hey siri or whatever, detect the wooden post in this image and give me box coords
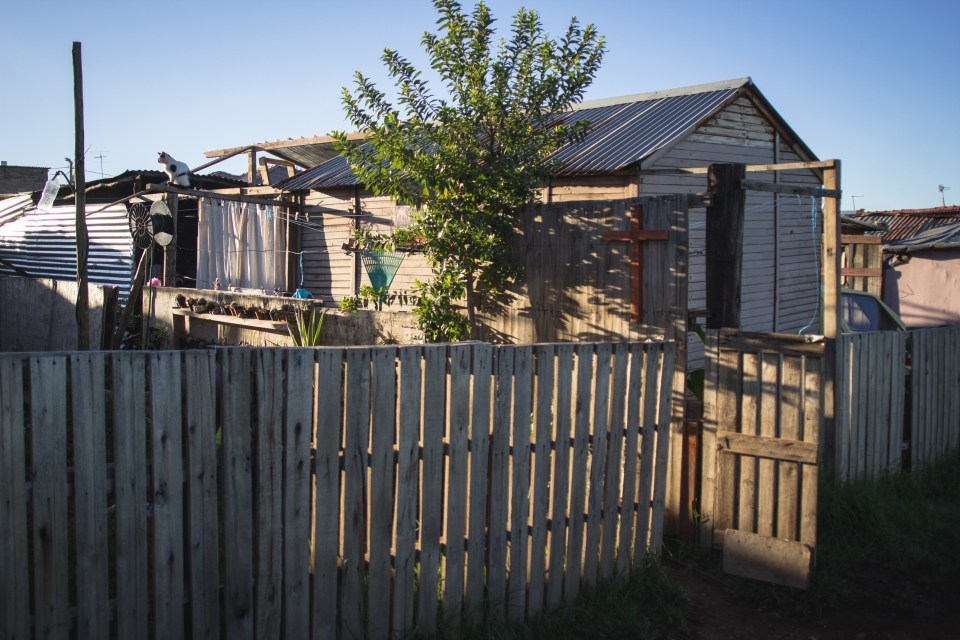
[73,41,90,350]
[706,163,746,329]
[822,161,842,476]
[162,193,178,286]
[247,150,257,184]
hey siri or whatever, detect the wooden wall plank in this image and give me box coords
[149,352,186,640]
[445,344,472,628]
[221,349,255,640]
[283,349,315,639]
[547,345,574,607]
[583,344,612,585]
[342,348,371,640]
[465,344,492,623]
[253,349,282,640]
[527,345,554,614]
[698,332,720,547]
[508,346,533,622]
[419,345,447,633]
[0,357,29,640]
[391,346,421,634]
[112,353,149,640]
[70,353,110,640]
[184,351,220,640]
[649,344,677,555]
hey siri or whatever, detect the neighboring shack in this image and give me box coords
[0,163,48,196]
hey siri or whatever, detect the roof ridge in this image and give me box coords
[861,205,960,215]
[569,77,751,111]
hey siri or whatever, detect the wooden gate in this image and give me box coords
[700,329,825,589]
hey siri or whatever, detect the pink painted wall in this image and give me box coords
[883,249,960,327]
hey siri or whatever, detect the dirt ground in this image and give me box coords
[663,561,960,640]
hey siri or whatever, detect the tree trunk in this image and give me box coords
[465,276,477,340]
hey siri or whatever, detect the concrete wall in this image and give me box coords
[146,287,422,347]
[0,276,117,351]
[0,165,48,195]
[883,250,960,327]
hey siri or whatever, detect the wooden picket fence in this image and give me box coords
[0,341,675,640]
[837,327,960,480]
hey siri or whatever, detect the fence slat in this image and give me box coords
[648,344,677,555]
[526,345,554,614]
[488,346,514,618]
[369,347,398,640]
[30,355,70,640]
[617,344,643,575]
[445,345,472,628]
[777,356,802,541]
[419,345,447,633]
[252,349,282,640]
[342,348,371,640]
[738,352,759,533]
[184,351,220,640]
[508,346,533,622]
[70,353,109,640]
[566,345,594,597]
[600,343,628,579]
[150,352,186,640]
[283,349,314,640]
[583,343,612,586]
[800,354,821,547]
[0,357,29,640]
[635,345,663,562]
[713,347,740,539]
[465,344,491,623]
[756,352,778,537]
[547,345,574,606]
[314,348,344,639]
[837,337,852,481]
[112,353,149,640]
[222,348,254,640]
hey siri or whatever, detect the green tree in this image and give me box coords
[334,0,605,341]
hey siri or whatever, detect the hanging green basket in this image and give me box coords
[360,249,406,294]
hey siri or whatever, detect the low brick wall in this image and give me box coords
[145,287,421,347]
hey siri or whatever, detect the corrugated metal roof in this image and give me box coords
[852,206,960,243]
[884,221,960,254]
[274,78,749,192]
[0,202,135,296]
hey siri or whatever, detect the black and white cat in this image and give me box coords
[157,151,190,187]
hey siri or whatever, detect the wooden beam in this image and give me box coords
[639,160,838,176]
[740,179,841,199]
[841,234,882,245]
[718,433,818,465]
[822,161,842,479]
[203,132,369,159]
[706,163,746,329]
[841,267,882,277]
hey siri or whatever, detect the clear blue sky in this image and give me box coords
[2,0,957,211]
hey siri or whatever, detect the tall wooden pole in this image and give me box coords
[821,161,842,477]
[706,163,747,329]
[73,41,90,350]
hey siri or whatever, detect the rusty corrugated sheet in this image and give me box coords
[853,206,960,242]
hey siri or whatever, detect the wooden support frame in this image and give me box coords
[705,163,746,329]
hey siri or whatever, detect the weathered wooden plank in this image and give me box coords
[600,343,628,579]
[800,355,821,547]
[112,353,149,640]
[566,345,594,596]
[617,344,644,574]
[867,331,881,475]
[252,349,282,640]
[342,348,371,640]
[0,357,29,640]
[527,345,555,613]
[582,344,611,586]
[888,333,906,472]
[547,345,574,606]
[184,351,220,640]
[70,353,110,640]
[635,345,663,562]
[314,348,344,639]
[419,345,447,633]
[508,346,533,622]
[855,335,869,477]
[738,352,760,533]
[719,331,826,357]
[698,333,720,547]
[723,530,812,590]
[713,347,741,542]
[777,356,802,541]
[30,356,69,640]
[649,344,677,554]
[756,353,778,537]
[221,349,255,640]
[489,347,515,618]
[150,351,186,640]
[465,344,492,623]
[284,349,314,639]
[836,337,851,481]
[445,344,472,628]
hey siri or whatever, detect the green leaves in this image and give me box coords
[289,308,326,347]
[335,0,605,342]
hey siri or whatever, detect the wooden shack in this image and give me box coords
[204,78,827,355]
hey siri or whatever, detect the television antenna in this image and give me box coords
[850,195,864,213]
[939,184,951,207]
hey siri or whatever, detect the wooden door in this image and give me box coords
[699,329,824,589]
